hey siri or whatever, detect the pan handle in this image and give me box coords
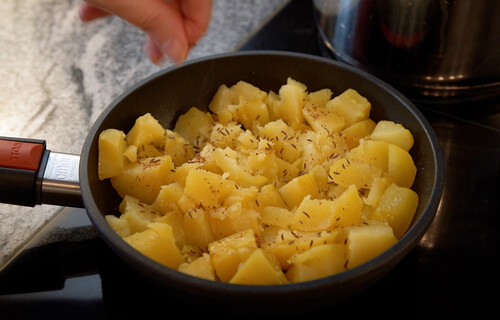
[0,137,83,208]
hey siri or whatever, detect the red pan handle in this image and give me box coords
[0,137,83,208]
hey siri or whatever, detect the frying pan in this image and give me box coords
[0,51,444,314]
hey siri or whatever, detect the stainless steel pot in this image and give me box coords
[313,0,500,101]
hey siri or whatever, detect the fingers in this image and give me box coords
[178,0,213,45]
[79,0,212,65]
[78,2,111,22]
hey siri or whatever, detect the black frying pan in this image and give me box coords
[0,51,444,315]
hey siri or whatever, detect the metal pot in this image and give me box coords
[313,0,500,101]
[0,51,444,315]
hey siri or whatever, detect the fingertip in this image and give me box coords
[160,38,188,65]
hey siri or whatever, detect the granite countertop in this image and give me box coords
[0,0,288,267]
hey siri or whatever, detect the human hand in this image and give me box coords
[79,0,212,65]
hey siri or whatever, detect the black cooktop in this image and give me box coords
[1,1,499,319]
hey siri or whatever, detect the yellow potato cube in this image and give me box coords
[98,129,128,180]
[208,84,237,125]
[256,184,287,209]
[341,118,377,149]
[119,195,160,234]
[260,206,294,228]
[126,113,166,158]
[344,222,397,269]
[307,88,332,107]
[177,168,233,211]
[291,185,361,231]
[213,147,268,188]
[258,119,302,163]
[156,209,186,248]
[330,157,382,190]
[123,145,137,163]
[276,81,307,129]
[210,194,262,240]
[208,229,258,282]
[387,143,417,188]
[371,183,419,239]
[325,89,371,128]
[183,207,214,248]
[348,139,389,172]
[110,155,174,204]
[105,215,131,238]
[261,227,340,270]
[178,253,216,281]
[174,107,214,150]
[302,102,345,134]
[151,183,184,214]
[230,249,288,285]
[124,222,184,269]
[235,96,270,132]
[210,122,244,150]
[286,243,346,283]
[163,129,195,166]
[370,120,414,152]
[279,172,319,209]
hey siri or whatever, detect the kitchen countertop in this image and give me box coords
[0,0,288,267]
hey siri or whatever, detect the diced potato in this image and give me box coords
[177,168,232,211]
[208,84,237,125]
[174,107,214,150]
[178,253,216,281]
[260,206,294,228]
[101,78,420,285]
[258,119,302,163]
[156,209,186,248]
[230,249,288,285]
[341,118,377,149]
[123,145,137,163]
[370,120,414,152]
[307,88,332,107]
[210,122,244,150]
[261,227,340,270]
[98,129,128,180]
[124,222,184,269]
[231,80,267,102]
[151,183,184,214]
[286,243,346,283]
[163,129,195,166]
[363,177,394,207]
[291,185,361,231]
[325,89,371,128]
[126,113,166,158]
[302,102,345,134]
[387,143,417,188]
[256,184,287,209]
[213,147,268,188]
[208,229,258,282]
[234,96,270,132]
[119,195,160,234]
[279,172,319,209]
[183,207,214,248]
[105,215,131,238]
[330,157,382,190]
[348,139,389,172]
[110,155,174,204]
[371,183,419,239]
[276,80,307,129]
[210,203,262,240]
[344,221,397,269]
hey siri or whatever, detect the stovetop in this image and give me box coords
[1,1,499,318]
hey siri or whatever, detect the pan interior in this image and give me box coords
[80,51,443,303]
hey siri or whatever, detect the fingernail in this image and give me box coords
[161,38,186,64]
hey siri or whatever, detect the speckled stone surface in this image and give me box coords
[0,0,288,266]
